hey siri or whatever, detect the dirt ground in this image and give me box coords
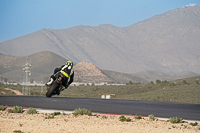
[3,88,23,95]
[0,111,199,133]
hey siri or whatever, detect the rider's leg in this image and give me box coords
[45,75,54,86]
[58,78,69,93]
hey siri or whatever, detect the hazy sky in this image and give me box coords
[0,0,200,42]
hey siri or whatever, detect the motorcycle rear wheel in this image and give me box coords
[46,82,59,97]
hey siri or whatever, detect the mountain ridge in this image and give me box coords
[0,6,200,74]
[0,51,199,84]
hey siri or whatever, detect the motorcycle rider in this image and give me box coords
[45,61,74,94]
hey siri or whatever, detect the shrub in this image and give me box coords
[119,116,131,122]
[52,112,61,116]
[190,122,198,126]
[47,114,54,119]
[182,80,187,84]
[0,105,7,111]
[126,117,131,122]
[156,79,161,84]
[119,116,126,122]
[13,130,22,133]
[26,107,37,114]
[13,106,23,113]
[126,81,133,85]
[172,125,176,128]
[7,109,13,113]
[135,115,142,119]
[169,117,182,123]
[150,81,154,84]
[73,108,92,116]
[46,112,61,119]
[7,106,23,113]
[148,114,155,120]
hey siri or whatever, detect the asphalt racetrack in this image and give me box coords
[0,95,200,121]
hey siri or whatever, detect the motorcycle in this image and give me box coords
[46,72,64,97]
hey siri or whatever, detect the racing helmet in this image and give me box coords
[66,61,73,69]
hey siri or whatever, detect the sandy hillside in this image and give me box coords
[0,111,199,133]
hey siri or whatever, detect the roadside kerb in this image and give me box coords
[6,107,74,114]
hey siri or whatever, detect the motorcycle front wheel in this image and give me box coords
[46,82,60,97]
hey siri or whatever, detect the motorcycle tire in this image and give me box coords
[46,82,60,97]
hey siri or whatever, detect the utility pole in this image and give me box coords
[23,59,31,95]
[41,77,44,95]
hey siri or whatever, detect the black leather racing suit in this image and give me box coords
[50,65,74,88]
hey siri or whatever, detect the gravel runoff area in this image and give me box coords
[0,109,200,133]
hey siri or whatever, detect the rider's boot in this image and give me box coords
[60,87,65,92]
[45,78,54,86]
